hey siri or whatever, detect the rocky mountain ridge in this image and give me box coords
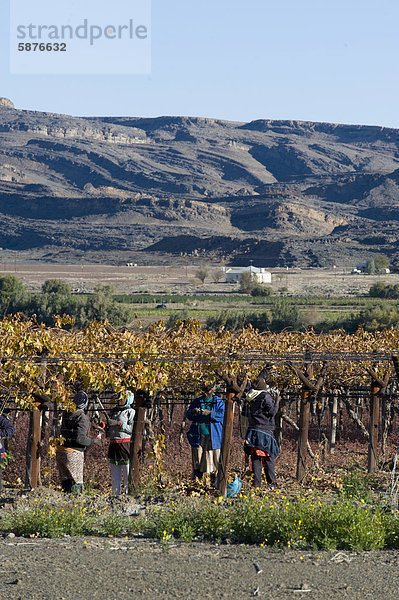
[0,97,399,267]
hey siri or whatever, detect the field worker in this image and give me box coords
[0,413,15,464]
[107,390,135,495]
[186,382,225,481]
[56,391,101,493]
[244,376,280,489]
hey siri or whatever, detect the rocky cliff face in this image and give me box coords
[0,101,399,266]
[0,98,14,108]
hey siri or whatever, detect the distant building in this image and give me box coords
[225,266,272,284]
[353,263,367,273]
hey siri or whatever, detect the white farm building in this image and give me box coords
[225,266,272,284]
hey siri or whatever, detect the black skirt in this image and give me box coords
[108,441,131,465]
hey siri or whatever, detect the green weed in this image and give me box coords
[0,495,391,550]
[341,469,374,502]
[100,512,126,536]
[1,504,95,538]
[141,494,386,550]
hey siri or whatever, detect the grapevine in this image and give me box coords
[0,316,398,410]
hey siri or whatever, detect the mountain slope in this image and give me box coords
[0,98,399,266]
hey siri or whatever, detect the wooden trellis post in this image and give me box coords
[368,379,380,474]
[366,365,390,474]
[217,387,235,497]
[287,359,326,482]
[26,357,52,489]
[296,363,313,482]
[329,394,338,454]
[128,392,147,494]
[29,405,42,488]
[216,372,247,497]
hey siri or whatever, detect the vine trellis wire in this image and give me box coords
[1,350,399,364]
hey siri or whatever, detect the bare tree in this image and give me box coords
[196,268,208,283]
[213,269,224,283]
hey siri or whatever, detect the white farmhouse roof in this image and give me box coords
[225,266,270,274]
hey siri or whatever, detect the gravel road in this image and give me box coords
[1,536,398,600]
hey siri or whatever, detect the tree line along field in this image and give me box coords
[2,270,399,331]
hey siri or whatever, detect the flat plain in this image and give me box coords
[1,262,397,296]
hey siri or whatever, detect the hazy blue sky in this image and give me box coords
[2,0,399,126]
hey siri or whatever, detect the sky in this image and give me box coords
[1,0,399,127]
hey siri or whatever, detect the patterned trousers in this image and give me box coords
[56,450,84,486]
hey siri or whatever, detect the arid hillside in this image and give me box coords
[0,98,399,266]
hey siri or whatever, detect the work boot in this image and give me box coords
[61,479,72,493]
[71,483,83,494]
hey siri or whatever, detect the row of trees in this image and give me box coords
[3,273,399,335]
[365,254,390,274]
[195,268,225,283]
[369,282,399,299]
[207,301,399,333]
[0,276,130,327]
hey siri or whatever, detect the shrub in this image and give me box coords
[270,299,301,331]
[206,311,250,331]
[361,305,399,331]
[250,285,273,297]
[85,284,131,326]
[341,469,373,502]
[0,274,28,312]
[166,309,191,328]
[42,279,71,296]
[369,282,399,299]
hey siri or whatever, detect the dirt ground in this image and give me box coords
[1,534,399,600]
[0,261,397,296]
[0,487,397,600]
[0,435,395,600]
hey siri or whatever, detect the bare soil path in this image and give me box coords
[0,536,398,600]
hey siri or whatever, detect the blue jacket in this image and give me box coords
[0,415,15,457]
[186,395,225,449]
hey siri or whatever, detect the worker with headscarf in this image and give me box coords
[56,390,101,493]
[107,390,136,495]
[244,376,280,488]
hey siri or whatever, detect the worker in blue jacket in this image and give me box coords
[186,382,225,480]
